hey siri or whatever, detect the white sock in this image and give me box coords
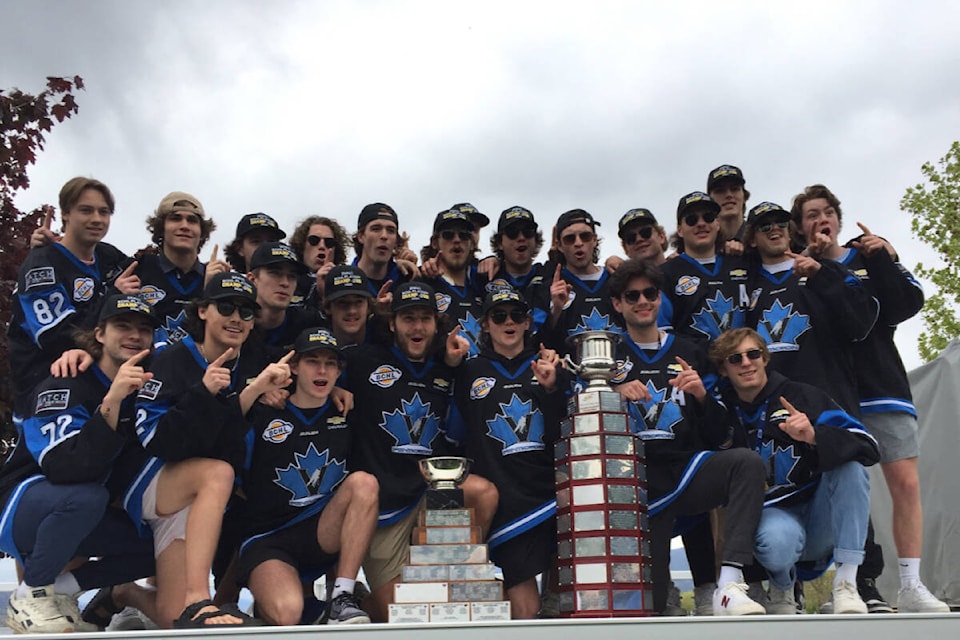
[330,578,356,599]
[15,582,31,599]
[717,565,743,587]
[834,562,858,586]
[54,572,80,596]
[898,557,921,589]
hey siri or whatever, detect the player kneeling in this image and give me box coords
[236,328,378,625]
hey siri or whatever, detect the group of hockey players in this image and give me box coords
[0,163,951,633]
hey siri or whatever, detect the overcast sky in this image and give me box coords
[3,0,958,369]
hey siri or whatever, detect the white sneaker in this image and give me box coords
[5,585,76,634]
[713,582,766,616]
[693,582,717,616]
[107,606,160,630]
[54,594,98,632]
[833,580,868,614]
[897,583,950,613]
[766,583,798,615]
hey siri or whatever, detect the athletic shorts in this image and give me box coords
[862,412,919,463]
[235,512,338,587]
[142,472,189,557]
[489,518,557,589]
[362,505,420,590]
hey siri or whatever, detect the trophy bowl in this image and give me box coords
[565,330,622,389]
[419,456,472,490]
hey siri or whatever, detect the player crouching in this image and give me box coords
[235,328,378,625]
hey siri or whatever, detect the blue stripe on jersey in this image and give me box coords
[0,475,44,563]
[860,397,917,417]
[487,499,557,548]
[22,405,91,468]
[762,479,819,508]
[648,450,714,516]
[18,283,77,344]
[134,399,173,448]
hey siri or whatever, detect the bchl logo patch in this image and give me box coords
[138,379,163,401]
[369,365,402,388]
[485,278,511,293]
[263,419,294,443]
[139,285,167,306]
[470,377,496,400]
[35,389,70,413]
[74,277,95,302]
[24,267,56,291]
[674,275,700,296]
[435,293,452,313]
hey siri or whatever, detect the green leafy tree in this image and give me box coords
[901,141,960,362]
[0,76,84,448]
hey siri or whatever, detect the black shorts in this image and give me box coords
[235,512,339,587]
[489,518,557,589]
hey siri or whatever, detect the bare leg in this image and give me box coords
[113,582,159,625]
[316,472,379,580]
[881,457,923,557]
[365,577,398,623]
[508,578,540,619]
[248,560,303,626]
[461,474,498,538]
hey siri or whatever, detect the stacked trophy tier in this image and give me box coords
[555,330,655,617]
[388,457,512,623]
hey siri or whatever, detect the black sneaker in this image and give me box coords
[858,578,893,614]
[325,592,370,625]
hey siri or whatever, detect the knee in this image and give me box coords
[260,594,304,627]
[201,459,236,494]
[345,471,379,505]
[730,448,766,479]
[465,474,499,506]
[755,523,803,568]
[884,463,921,501]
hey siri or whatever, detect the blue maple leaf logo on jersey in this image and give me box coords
[485,394,545,455]
[759,440,802,490]
[381,393,441,455]
[154,310,189,347]
[458,312,483,357]
[274,442,347,507]
[691,292,744,340]
[568,307,614,335]
[757,300,811,352]
[626,382,682,439]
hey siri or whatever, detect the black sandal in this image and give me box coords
[173,600,262,628]
[81,586,123,628]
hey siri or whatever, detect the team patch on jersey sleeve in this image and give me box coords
[139,285,167,306]
[24,267,56,290]
[263,419,294,443]
[137,379,163,401]
[435,293,452,313]
[73,277,96,302]
[369,365,402,388]
[675,275,700,296]
[35,389,70,413]
[470,377,496,399]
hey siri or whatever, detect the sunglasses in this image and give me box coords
[756,220,790,234]
[725,349,763,365]
[214,301,257,321]
[489,308,528,325]
[623,226,655,244]
[307,235,337,248]
[504,225,537,240]
[440,229,473,242]
[622,287,659,304]
[683,211,718,227]
[560,230,595,246]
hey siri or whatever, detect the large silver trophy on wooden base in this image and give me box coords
[556,330,654,617]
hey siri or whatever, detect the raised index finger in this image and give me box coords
[126,348,151,366]
[675,356,692,371]
[210,346,234,368]
[377,280,393,297]
[779,396,799,414]
[209,244,219,262]
[553,264,562,283]
[42,205,54,229]
[120,260,139,277]
[277,350,295,365]
[856,221,872,236]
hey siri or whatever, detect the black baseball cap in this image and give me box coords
[235,212,285,240]
[497,206,537,233]
[99,294,160,327]
[293,327,342,358]
[556,209,600,238]
[707,165,746,192]
[746,201,791,227]
[617,208,658,237]
[451,202,490,229]
[249,242,308,274]
[481,287,529,317]
[357,203,398,230]
[203,272,260,308]
[324,265,374,303]
[676,191,721,221]
[392,282,436,313]
[432,209,473,234]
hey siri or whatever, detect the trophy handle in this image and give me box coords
[563,354,582,376]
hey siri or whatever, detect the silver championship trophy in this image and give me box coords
[387,457,511,622]
[556,330,654,617]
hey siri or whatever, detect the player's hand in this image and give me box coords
[376,279,394,313]
[114,261,141,295]
[254,350,294,394]
[105,349,153,404]
[258,388,290,409]
[396,258,421,280]
[531,343,560,391]
[613,380,651,403]
[330,386,354,416]
[204,244,231,285]
[202,347,235,395]
[444,327,471,366]
[420,255,442,278]
[723,239,744,256]
[778,396,816,444]
[50,349,94,378]
[604,255,624,274]
[850,222,896,259]
[394,232,418,264]
[668,356,706,402]
[549,264,572,317]
[315,262,335,297]
[31,205,61,247]
[803,231,833,260]
[785,250,822,278]
[477,256,499,280]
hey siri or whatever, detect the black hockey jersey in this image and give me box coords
[343,343,454,525]
[421,273,485,357]
[8,242,128,413]
[446,344,565,547]
[723,371,879,506]
[546,263,624,354]
[661,253,751,343]
[475,263,550,335]
[131,252,204,349]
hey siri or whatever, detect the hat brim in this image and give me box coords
[325,287,374,303]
